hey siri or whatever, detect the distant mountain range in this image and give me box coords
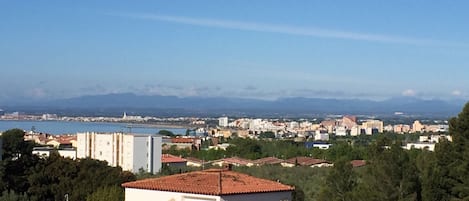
[2,93,467,117]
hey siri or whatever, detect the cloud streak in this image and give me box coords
[110,12,464,47]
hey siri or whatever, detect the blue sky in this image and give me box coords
[1,1,468,102]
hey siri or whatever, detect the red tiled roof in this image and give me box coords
[215,157,253,166]
[350,160,366,167]
[122,169,294,195]
[254,157,284,165]
[284,157,330,166]
[171,138,195,143]
[162,154,187,163]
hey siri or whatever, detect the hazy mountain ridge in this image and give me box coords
[2,93,465,117]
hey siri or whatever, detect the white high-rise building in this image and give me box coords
[218,117,229,127]
[77,132,162,174]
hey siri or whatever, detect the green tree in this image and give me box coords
[158,130,175,136]
[259,131,275,139]
[0,190,30,201]
[27,152,77,201]
[1,129,34,160]
[317,159,357,201]
[355,142,421,201]
[86,186,124,201]
[421,139,454,201]
[69,158,135,201]
[422,102,469,200]
[0,129,39,193]
[446,102,469,199]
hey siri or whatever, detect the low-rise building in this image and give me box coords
[32,147,77,160]
[281,157,333,168]
[122,168,294,201]
[212,157,254,167]
[185,157,210,167]
[253,157,284,166]
[404,143,436,151]
[162,154,187,167]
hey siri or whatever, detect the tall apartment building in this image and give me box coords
[362,120,384,134]
[77,132,162,174]
[218,117,229,127]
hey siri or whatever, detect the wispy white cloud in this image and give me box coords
[109,12,465,47]
[451,90,462,96]
[402,89,417,97]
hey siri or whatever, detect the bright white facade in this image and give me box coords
[125,188,292,201]
[77,132,162,174]
[405,143,436,151]
[33,148,77,159]
[314,131,329,141]
[218,117,229,127]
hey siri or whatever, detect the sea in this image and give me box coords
[0,120,187,135]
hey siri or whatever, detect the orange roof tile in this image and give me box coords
[171,138,195,143]
[162,154,187,163]
[254,157,284,165]
[350,160,366,167]
[122,169,294,195]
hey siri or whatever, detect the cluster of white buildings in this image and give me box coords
[217,116,449,141]
[384,120,449,134]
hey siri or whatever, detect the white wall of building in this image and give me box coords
[335,126,347,136]
[77,132,162,174]
[125,188,221,201]
[219,117,229,127]
[124,188,292,201]
[405,143,436,151]
[33,149,77,160]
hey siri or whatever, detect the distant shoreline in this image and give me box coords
[0,119,196,130]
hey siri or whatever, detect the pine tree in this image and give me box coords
[317,158,357,201]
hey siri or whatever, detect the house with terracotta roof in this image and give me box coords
[281,157,333,168]
[162,154,187,167]
[212,157,254,167]
[122,168,294,201]
[350,160,366,168]
[185,157,210,167]
[162,137,202,150]
[253,157,284,166]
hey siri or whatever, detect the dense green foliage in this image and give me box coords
[0,191,30,201]
[86,186,124,201]
[0,129,135,201]
[158,129,175,136]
